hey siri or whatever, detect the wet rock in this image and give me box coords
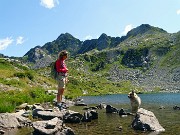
[131,108,165,132]
[96,103,107,109]
[82,111,92,122]
[59,127,75,135]
[118,108,127,116]
[117,126,123,131]
[63,110,83,123]
[106,105,118,113]
[90,110,98,119]
[74,98,87,106]
[173,105,180,110]
[74,102,87,106]
[159,106,165,109]
[83,106,97,110]
[82,110,98,122]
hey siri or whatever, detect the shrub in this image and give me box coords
[13,71,34,80]
[25,72,34,80]
[14,72,26,78]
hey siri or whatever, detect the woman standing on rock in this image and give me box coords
[56,50,68,109]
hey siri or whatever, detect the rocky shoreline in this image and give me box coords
[1,95,178,134]
[0,96,99,135]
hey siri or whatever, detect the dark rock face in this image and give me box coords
[131,108,165,132]
[63,110,83,123]
[121,48,149,68]
[106,105,118,113]
[78,33,121,54]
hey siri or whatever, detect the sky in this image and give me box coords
[0,0,180,57]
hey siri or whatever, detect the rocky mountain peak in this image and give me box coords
[97,33,111,50]
[98,33,109,40]
[126,24,167,37]
[56,33,75,41]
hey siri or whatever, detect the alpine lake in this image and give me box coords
[5,93,180,135]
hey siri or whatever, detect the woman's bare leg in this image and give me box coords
[57,88,64,103]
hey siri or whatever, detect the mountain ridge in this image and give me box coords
[23,24,168,65]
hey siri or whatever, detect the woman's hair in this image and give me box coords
[58,50,68,59]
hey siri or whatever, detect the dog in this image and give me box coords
[128,90,141,113]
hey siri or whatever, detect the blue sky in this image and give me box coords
[0,0,180,57]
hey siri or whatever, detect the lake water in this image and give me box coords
[6,93,180,135]
[66,93,180,135]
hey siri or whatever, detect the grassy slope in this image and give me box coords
[0,58,55,112]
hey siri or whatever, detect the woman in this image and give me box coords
[55,50,68,109]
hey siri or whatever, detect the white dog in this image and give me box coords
[128,90,141,113]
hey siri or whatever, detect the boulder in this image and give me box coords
[63,110,83,123]
[81,110,98,122]
[0,113,20,128]
[0,112,31,129]
[131,108,165,132]
[96,103,106,109]
[118,108,128,116]
[74,102,87,106]
[74,98,87,106]
[82,111,92,122]
[33,110,65,120]
[173,105,180,110]
[17,103,28,109]
[90,110,98,119]
[12,110,32,127]
[33,117,75,135]
[106,105,118,113]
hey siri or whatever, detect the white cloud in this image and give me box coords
[84,35,93,40]
[40,0,59,9]
[16,36,25,45]
[177,9,180,15]
[0,37,13,50]
[122,24,134,35]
